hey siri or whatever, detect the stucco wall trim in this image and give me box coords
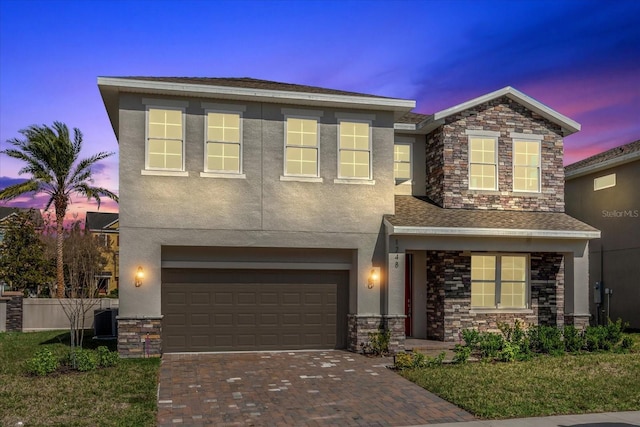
[161,261,353,270]
[385,223,601,240]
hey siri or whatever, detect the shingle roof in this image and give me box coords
[112,76,396,99]
[85,211,119,231]
[385,196,599,235]
[0,207,43,225]
[565,140,640,173]
[396,112,431,124]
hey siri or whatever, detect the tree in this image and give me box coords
[0,210,53,294]
[60,221,107,359]
[0,122,118,298]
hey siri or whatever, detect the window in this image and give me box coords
[285,117,318,176]
[394,143,412,180]
[469,137,497,190]
[147,108,183,170]
[339,121,371,179]
[594,173,616,191]
[513,140,541,192]
[205,112,241,173]
[471,254,528,309]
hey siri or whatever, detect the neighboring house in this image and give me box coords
[85,211,120,295]
[98,77,599,357]
[565,140,640,329]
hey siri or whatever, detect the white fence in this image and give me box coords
[22,298,119,331]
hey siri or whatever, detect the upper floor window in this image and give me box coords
[594,173,616,191]
[147,108,184,170]
[285,117,319,177]
[469,137,497,190]
[513,140,541,192]
[471,254,528,309]
[205,112,241,174]
[394,143,412,181]
[339,121,371,179]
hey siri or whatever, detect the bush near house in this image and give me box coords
[395,320,640,419]
[0,330,158,427]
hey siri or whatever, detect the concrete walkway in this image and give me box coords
[418,411,640,427]
[157,350,474,426]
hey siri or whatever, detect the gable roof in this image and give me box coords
[85,211,119,231]
[0,207,43,226]
[385,196,599,239]
[565,139,640,179]
[395,86,580,137]
[98,77,416,138]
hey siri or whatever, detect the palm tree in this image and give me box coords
[0,122,118,298]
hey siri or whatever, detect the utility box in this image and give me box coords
[94,308,118,337]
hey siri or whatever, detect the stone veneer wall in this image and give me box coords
[4,292,23,332]
[117,317,162,358]
[347,314,405,354]
[425,127,445,206]
[426,251,564,341]
[425,96,565,212]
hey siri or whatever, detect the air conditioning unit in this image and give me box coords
[94,308,118,337]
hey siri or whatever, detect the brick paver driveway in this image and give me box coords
[157,350,474,426]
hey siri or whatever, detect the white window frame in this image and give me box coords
[394,141,413,182]
[471,253,530,310]
[466,130,499,191]
[283,114,320,179]
[144,105,186,175]
[336,118,373,181]
[511,133,543,193]
[202,109,244,176]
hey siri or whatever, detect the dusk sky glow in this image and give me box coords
[1,0,638,219]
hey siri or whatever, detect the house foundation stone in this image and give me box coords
[117,317,162,358]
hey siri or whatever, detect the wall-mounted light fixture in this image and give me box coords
[134,266,144,287]
[368,267,380,289]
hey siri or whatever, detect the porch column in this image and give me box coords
[386,247,406,353]
[564,242,591,329]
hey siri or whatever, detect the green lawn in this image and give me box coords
[0,330,159,427]
[400,344,640,419]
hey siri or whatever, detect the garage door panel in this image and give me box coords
[161,271,348,352]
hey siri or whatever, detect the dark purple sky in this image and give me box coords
[1,0,638,219]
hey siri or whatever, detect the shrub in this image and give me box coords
[461,329,480,348]
[563,325,585,353]
[26,348,59,376]
[605,319,625,347]
[528,325,564,355]
[394,350,445,369]
[362,328,390,356]
[478,332,504,360]
[68,348,97,372]
[96,346,119,368]
[620,336,634,352]
[498,341,517,362]
[453,344,472,364]
[584,325,607,351]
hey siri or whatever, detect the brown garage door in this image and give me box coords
[161,269,348,352]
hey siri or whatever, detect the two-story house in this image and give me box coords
[98,77,599,357]
[85,211,120,295]
[565,140,640,329]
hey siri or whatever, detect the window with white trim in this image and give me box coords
[471,254,528,309]
[394,143,412,180]
[147,108,184,170]
[285,117,319,176]
[469,137,497,190]
[205,112,241,173]
[513,140,541,192]
[339,121,371,179]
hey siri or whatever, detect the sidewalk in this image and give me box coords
[410,411,640,427]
